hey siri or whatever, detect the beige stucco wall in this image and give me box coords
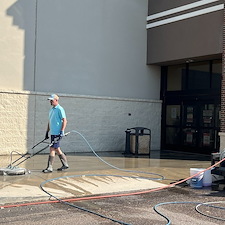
[0,0,36,91]
[0,91,162,155]
[0,0,160,99]
[0,91,34,155]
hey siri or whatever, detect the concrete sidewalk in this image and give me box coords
[0,151,213,206]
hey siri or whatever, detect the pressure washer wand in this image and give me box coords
[11,132,70,167]
[8,138,49,167]
[32,138,48,149]
[12,145,50,167]
[31,132,70,149]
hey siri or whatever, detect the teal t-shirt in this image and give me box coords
[49,104,66,135]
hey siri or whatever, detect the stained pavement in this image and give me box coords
[0,150,225,224]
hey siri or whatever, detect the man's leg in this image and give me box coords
[56,148,69,171]
[42,148,55,173]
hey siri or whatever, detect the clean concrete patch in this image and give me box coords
[1,175,165,205]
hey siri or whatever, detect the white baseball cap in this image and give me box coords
[47,94,59,100]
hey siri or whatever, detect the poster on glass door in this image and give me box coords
[187,107,193,123]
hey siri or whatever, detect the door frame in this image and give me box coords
[160,60,221,154]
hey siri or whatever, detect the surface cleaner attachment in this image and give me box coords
[0,138,49,176]
[0,150,34,176]
[0,166,29,176]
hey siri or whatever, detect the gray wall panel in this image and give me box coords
[147,11,223,64]
[148,0,197,14]
[147,0,223,65]
[35,0,160,100]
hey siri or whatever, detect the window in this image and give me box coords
[212,60,221,90]
[166,60,222,91]
[167,65,184,91]
[188,62,210,90]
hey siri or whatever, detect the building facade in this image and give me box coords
[0,0,161,155]
[147,0,224,154]
[2,0,222,156]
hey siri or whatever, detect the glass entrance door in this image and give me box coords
[162,60,222,154]
[182,101,220,153]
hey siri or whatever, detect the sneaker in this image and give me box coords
[57,165,69,171]
[42,168,53,173]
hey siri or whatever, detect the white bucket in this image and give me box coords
[190,168,212,188]
[202,169,212,187]
[190,168,204,188]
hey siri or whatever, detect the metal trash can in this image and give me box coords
[124,127,151,157]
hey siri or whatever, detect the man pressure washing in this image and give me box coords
[42,94,69,173]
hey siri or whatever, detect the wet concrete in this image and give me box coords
[1,150,225,224]
[0,150,213,205]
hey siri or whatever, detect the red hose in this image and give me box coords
[2,157,225,209]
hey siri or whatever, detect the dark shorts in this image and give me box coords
[51,135,61,148]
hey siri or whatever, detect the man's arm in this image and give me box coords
[45,123,50,139]
[61,118,67,132]
[46,123,50,132]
